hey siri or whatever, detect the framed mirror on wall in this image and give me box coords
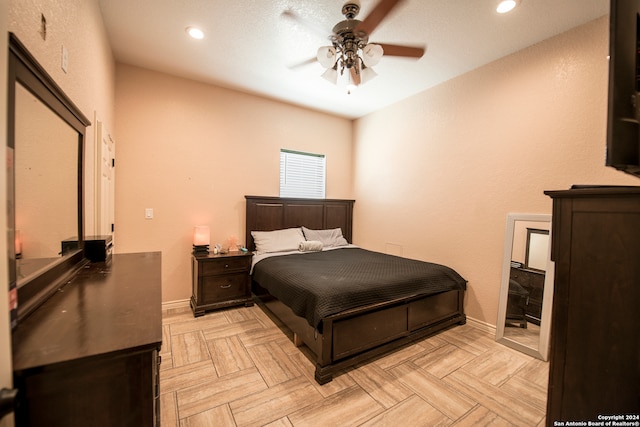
[496,213,554,360]
[7,33,90,325]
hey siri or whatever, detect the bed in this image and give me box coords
[245,196,467,384]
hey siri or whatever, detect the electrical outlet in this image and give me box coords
[145,208,153,219]
[61,45,68,73]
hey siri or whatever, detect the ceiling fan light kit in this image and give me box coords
[285,0,425,94]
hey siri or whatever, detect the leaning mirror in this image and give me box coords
[495,213,554,360]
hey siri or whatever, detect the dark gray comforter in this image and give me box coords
[252,248,467,328]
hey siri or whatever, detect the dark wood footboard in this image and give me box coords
[253,282,465,384]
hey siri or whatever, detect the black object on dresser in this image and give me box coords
[191,251,254,317]
[12,252,163,427]
[62,235,113,262]
[544,187,640,424]
[83,235,113,262]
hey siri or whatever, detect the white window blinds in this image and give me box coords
[280,149,326,199]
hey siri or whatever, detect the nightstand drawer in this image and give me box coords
[201,256,251,275]
[202,273,248,301]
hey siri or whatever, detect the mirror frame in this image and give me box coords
[495,213,554,360]
[7,33,90,324]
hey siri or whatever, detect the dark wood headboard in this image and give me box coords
[245,196,355,252]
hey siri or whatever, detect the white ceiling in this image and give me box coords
[98,0,609,119]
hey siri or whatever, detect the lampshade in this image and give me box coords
[15,230,22,255]
[360,66,378,85]
[317,46,338,68]
[362,44,383,67]
[321,67,338,84]
[193,226,210,246]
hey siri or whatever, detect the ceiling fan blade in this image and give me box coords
[354,0,405,37]
[281,9,330,40]
[377,43,426,58]
[288,57,318,69]
[350,67,361,86]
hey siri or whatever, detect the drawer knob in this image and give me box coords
[224,264,229,268]
[220,284,232,289]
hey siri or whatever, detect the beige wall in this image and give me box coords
[352,16,639,326]
[9,0,116,235]
[113,64,353,301]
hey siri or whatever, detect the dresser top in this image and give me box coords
[545,185,640,198]
[12,252,163,371]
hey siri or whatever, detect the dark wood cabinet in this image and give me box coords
[544,187,640,424]
[11,252,163,427]
[191,251,253,317]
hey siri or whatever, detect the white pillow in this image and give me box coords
[251,227,304,254]
[302,226,349,248]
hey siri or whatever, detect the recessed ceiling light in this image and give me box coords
[186,26,204,40]
[496,0,520,14]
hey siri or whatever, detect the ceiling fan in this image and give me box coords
[283,0,426,92]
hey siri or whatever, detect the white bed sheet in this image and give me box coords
[250,244,358,274]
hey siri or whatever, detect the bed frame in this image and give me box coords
[245,196,466,384]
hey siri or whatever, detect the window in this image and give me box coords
[280,149,326,198]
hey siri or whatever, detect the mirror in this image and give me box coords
[7,34,90,324]
[496,213,554,360]
[14,82,80,282]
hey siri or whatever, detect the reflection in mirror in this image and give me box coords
[14,82,80,284]
[525,228,549,271]
[496,213,554,360]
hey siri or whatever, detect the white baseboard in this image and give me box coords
[466,316,497,335]
[162,299,190,311]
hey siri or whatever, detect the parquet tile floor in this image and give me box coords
[160,302,548,427]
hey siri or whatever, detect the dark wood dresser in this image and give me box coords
[509,266,545,324]
[191,251,253,317]
[544,187,640,424]
[11,252,163,427]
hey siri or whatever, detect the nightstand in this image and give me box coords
[190,251,253,317]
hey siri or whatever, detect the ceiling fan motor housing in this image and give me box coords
[342,1,361,19]
[332,19,369,69]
